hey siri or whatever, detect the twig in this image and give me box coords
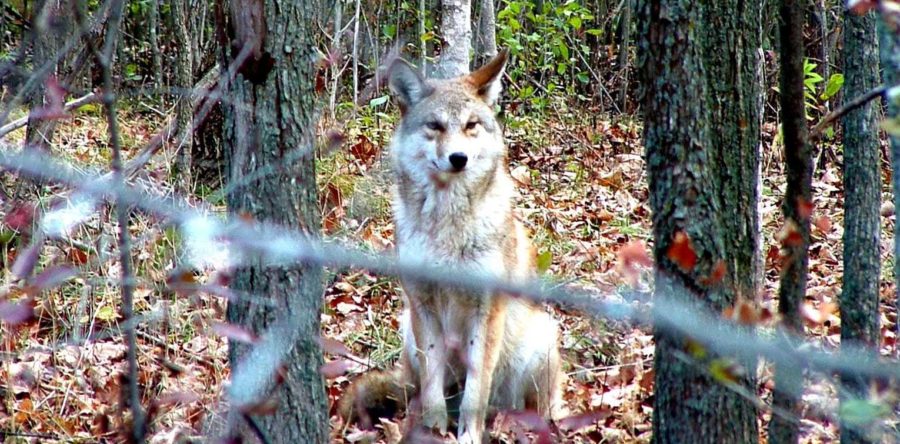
[93,0,145,441]
[810,84,889,141]
[0,92,99,138]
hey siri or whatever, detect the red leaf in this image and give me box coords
[797,197,814,221]
[66,247,89,265]
[778,219,804,247]
[319,359,352,379]
[0,299,36,325]
[700,260,727,286]
[210,322,258,344]
[4,204,36,231]
[666,231,697,272]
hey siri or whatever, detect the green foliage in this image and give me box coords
[496,0,600,111]
[803,58,844,128]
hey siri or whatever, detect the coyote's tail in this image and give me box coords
[338,368,415,429]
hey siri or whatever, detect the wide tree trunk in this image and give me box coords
[840,8,881,444]
[436,0,471,78]
[699,0,764,439]
[769,1,812,443]
[637,1,753,442]
[219,0,329,441]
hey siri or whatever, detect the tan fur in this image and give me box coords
[340,51,565,443]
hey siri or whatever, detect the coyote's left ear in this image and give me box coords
[466,49,509,105]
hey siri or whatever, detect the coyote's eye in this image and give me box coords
[465,120,480,131]
[425,121,444,131]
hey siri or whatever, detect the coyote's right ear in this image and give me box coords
[388,59,432,112]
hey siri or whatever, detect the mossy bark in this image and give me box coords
[219,0,329,441]
[636,1,757,442]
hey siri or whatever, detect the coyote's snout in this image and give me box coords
[340,50,566,443]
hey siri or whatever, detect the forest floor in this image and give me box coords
[0,99,898,443]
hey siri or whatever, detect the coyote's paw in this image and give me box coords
[456,417,484,444]
[420,404,448,435]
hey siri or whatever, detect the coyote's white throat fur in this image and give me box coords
[340,50,565,443]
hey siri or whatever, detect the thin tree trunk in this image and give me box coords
[25,0,59,153]
[769,1,812,443]
[637,1,753,442]
[474,0,497,66]
[839,8,881,444]
[880,0,900,362]
[436,0,471,78]
[617,0,632,111]
[148,0,163,89]
[172,0,193,193]
[220,0,329,441]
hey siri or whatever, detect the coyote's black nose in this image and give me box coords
[449,152,468,171]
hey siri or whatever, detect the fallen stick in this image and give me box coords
[0,92,100,138]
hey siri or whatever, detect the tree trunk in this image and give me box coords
[768,1,812,443]
[220,0,329,441]
[148,0,163,89]
[25,0,60,153]
[637,1,753,442]
[699,0,764,440]
[172,0,193,193]
[436,0,471,78]
[880,0,900,366]
[839,8,881,444]
[474,0,497,66]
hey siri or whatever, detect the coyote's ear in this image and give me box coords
[466,49,508,105]
[388,59,432,112]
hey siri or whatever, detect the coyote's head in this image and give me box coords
[387,51,509,189]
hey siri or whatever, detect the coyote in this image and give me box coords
[341,50,565,443]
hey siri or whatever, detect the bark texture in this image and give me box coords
[475,0,497,66]
[637,1,754,442]
[769,1,812,443]
[699,0,764,439]
[437,0,471,78]
[148,0,163,88]
[840,9,881,444]
[25,0,62,152]
[880,0,900,376]
[220,0,328,441]
[172,0,193,193]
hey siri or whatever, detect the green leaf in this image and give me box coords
[96,306,118,322]
[820,73,844,100]
[369,95,389,108]
[840,399,888,427]
[576,72,590,84]
[568,16,582,29]
[536,251,553,274]
[586,28,603,36]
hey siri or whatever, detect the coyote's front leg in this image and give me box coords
[409,302,449,434]
[457,296,507,444]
